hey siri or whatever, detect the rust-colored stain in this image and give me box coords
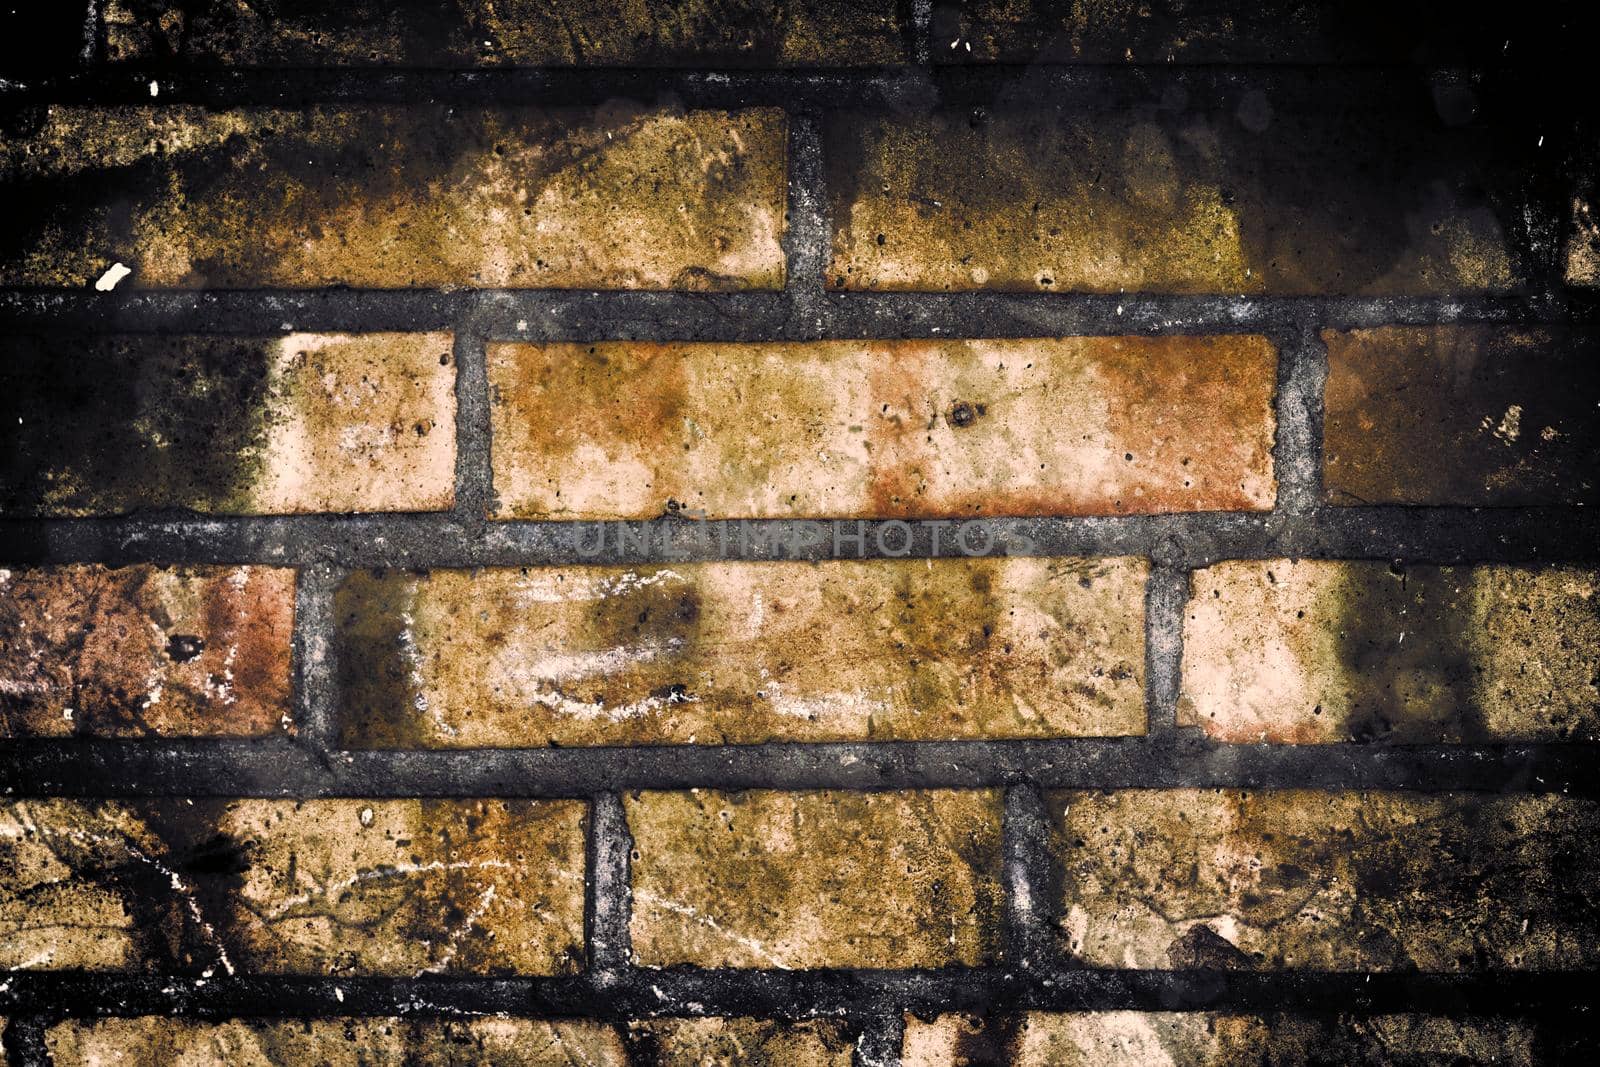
[1324,326,1600,506]
[1051,790,1600,971]
[826,105,1527,294]
[0,798,586,975]
[1180,560,1600,743]
[488,336,1277,519]
[0,565,295,738]
[627,789,1004,969]
[900,1012,1536,1065]
[333,558,1148,748]
[0,106,785,290]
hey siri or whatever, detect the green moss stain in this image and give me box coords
[332,570,429,749]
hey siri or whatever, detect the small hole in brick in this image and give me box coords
[166,634,204,662]
[948,401,979,428]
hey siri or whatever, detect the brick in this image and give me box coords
[488,337,1277,518]
[1323,326,1600,505]
[933,1,1575,64]
[45,1018,627,1065]
[628,1018,855,1065]
[0,798,585,975]
[826,98,1539,294]
[1179,560,1600,743]
[627,789,1003,968]
[0,106,785,290]
[1049,790,1600,970]
[104,0,907,67]
[0,565,295,738]
[334,558,1147,747]
[0,333,454,515]
[901,1012,1537,1065]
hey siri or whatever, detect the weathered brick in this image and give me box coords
[0,798,585,975]
[0,565,295,738]
[827,98,1540,294]
[0,106,784,290]
[489,337,1277,518]
[1180,560,1600,743]
[45,1018,626,1065]
[628,1018,855,1065]
[0,333,454,515]
[1323,326,1600,505]
[901,1012,1537,1065]
[933,1,1575,64]
[1049,790,1600,970]
[627,789,1003,968]
[104,0,907,66]
[335,558,1147,747]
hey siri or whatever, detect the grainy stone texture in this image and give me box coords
[826,99,1540,294]
[0,333,455,515]
[1323,326,1600,506]
[335,558,1147,747]
[0,106,785,290]
[45,1017,628,1066]
[1180,560,1600,743]
[628,1018,855,1065]
[900,1012,1537,1065]
[103,0,908,66]
[932,0,1577,64]
[0,565,295,738]
[627,789,1003,968]
[0,798,586,975]
[489,337,1277,519]
[1049,790,1600,970]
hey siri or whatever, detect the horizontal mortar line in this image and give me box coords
[1,509,1597,568]
[2,738,1596,796]
[0,970,1592,1019]
[0,290,1584,336]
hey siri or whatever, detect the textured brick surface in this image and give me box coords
[0,565,295,738]
[1180,560,1600,742]
[901,1012,1537,1065]
[827,101,1538,294]
[0,798,585,975]
[104,0,906,66]
[630,1018,855,1065]
[0,333,455,515]
[335,558,1147,747]
[489,337,1277,519]
[1049,791,1600,970]
[0,107,785,289]
[627,789,1003,968]
[1324,326,1600,505]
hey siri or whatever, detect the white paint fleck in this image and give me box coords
[94,262,132,291]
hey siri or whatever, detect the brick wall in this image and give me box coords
[2,2,1598,1064]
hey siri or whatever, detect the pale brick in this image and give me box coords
[628,1018,855,1065]
[335,558,1148,747]
[1179,560,1600,742]
[489,337,1277,519]
[0,565,295,738]
[628,789,1003,968]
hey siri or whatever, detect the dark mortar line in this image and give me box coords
[585,792,633,984]
[449,325,493,526]
[1271,318,1325,516]
[78,0,99,67]
[782,110,829,326]
[0,1015,48,1067]
[0,970,1593,1020]
[854,1013,905,1067]
[289,564,342,754]
[2,508,1598,568]
[0,64,1570,111]
[4,737,1597,796]
[1142,565,1190,734]
[1002,786,1057,975]
[0,291,1582,337]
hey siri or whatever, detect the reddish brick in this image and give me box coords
[628,789,1003,968]
[489,337,1277,519]
[1323,326,1600,506]
[0,565,295,738]
[334,559,1148,748]
[1050,790,1600,970]
[1180,560,1600,743]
